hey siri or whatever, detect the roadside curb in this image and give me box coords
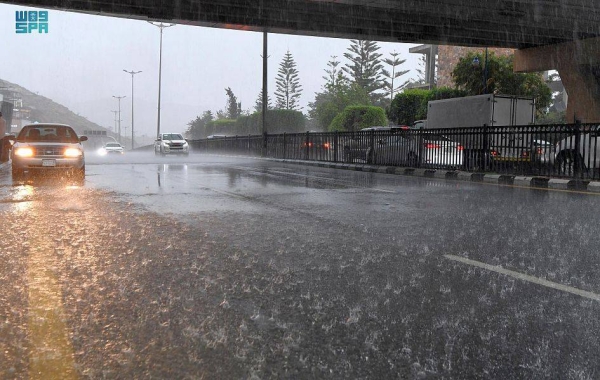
[209,154,600,194]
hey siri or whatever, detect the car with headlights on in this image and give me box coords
[99,142,124,155]
[154,133,189,156]
[10,123,87,181]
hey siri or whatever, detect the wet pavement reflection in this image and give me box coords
[1,153,600,379]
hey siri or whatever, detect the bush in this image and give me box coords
[328,106,387,132]
[388,89,430,126]
[206,119,237,136]
[388,87,467,126]
[236,110,306,135]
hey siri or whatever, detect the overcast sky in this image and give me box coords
[0,3,421,138]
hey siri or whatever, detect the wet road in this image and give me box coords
[1,152,600,379]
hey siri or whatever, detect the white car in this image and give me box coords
[99,142,124,155]
[10,123,87,181]
[155,133,189,156]
[553,125,600,176]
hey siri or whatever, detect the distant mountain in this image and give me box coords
[0,78,114,137]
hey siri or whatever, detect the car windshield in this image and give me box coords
[105,143,121,147]
[162,134,183,140]
[17,125,79,143]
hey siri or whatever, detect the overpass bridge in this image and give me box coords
[5,0,600,122]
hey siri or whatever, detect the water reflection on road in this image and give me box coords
[0,153,599,379]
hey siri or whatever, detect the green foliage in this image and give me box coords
[328,105,387,132]
[275,51,302,110]
[342,40,385,104]
[388,87,468,126]
[381,51,410,106]
[451,51,552,114]
[536,110,567,125]
[255,89,272,113]
[185,110,214,139]
[388,89,430,126]
[225,87,241,119]
[309,76,370,131]
[205,119,237,136]
[236,109,307,134]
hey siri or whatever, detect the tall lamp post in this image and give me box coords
[111,110,118,133]
[472,47,489,94]
[148,21,175,139]
[123,69,142,150]
[112,95,126,143]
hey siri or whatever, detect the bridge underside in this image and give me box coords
[5,0,600,50]
[4,0,600,121]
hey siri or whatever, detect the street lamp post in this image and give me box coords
[472,47,489,94]
[148,21,175,139]
[123,69,142,150]
[111,110,118,133]
[112,95,126,143]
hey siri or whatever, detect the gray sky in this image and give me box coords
[0,3,420,138]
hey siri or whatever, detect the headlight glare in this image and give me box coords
[64,148,83,157]
[15,147,34,157]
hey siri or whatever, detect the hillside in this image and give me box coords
[0,78,113,136]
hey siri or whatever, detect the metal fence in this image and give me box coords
[190,122,600,180]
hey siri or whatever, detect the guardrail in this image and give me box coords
[189,122,600,180]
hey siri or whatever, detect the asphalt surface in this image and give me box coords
[1,152,600,379]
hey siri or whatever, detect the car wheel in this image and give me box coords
[556,151,584,177]
[12,168,24,182]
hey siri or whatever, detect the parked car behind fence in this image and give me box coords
[190,122,600,180]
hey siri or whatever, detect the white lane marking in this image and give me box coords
[444,254,600,302]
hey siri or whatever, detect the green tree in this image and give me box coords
[225,87,241,119]
[342,40,384,104]
[329,105,387,132]
[388,87,467,126]
[308,55,370,131]
[275,51,302,110]
[185,110,214,138]
[381,51,409,105]
[309,82,370,131]
[254,89,272,113]
[322,55,346,94]
[451,52,552,115]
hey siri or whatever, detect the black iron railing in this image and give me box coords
[190,123,600,180]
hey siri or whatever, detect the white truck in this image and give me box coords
[420,94,536,170]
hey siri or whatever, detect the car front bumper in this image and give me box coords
[12,156,85,171]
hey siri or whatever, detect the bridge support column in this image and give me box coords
[514,37,600,123]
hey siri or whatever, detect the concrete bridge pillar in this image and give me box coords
[514,37,600,123]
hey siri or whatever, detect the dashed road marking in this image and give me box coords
[445,254,600,302]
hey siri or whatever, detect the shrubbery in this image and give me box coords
[189,110,307,138]
[328,106,387,132]
[237,110,306,135]
[388,87,467,126]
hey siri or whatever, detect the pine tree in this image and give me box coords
[225,87,241,119]
[342,40,384,103]
[274,51,303,110]
[255,89,272,113]
[382,51,409,104]
[322,55,347,95]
